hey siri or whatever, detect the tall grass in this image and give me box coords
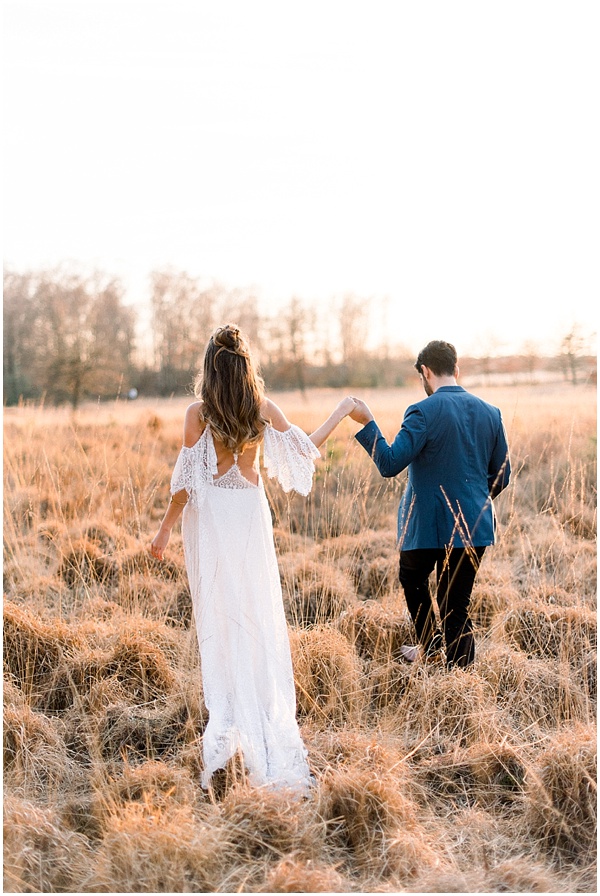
[3,384,597,892]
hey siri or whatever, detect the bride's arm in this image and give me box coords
[262,396,356,449]
[150,490,187,560]
[308,397,357,448]
[150,403,204,560]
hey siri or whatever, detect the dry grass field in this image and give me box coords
[3,383,597,893]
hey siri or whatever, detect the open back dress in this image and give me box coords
[170,422,321,793]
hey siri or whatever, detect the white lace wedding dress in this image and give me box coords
[170,422,320,793]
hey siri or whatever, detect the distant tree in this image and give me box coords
[338,293,385,386]
[476,332,504,383]
[560,325,590,385]
[339,293,369,367]
[150,269,218,394]
[3,270,40,403]
[263,297,316,392]
[3,267,135,408]
[521,339,540,383]
[284,297,316,393]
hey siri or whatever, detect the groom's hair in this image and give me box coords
[415,341,458,377]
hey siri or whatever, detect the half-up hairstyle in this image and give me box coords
[196,324,268,452]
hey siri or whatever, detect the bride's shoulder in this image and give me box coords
[261,397,291,433]
[183,401,206,447]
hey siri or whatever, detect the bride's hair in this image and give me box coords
[195,324,268,451]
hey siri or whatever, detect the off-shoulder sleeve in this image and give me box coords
[170,445,195,495]
[169,427,217,504]
[263,424,321,495]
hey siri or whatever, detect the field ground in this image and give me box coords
[3,383,597,893]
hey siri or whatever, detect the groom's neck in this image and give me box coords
[431,374,457,391]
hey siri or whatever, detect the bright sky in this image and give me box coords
[4,0,598,356]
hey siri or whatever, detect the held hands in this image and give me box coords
[333,395,374,427]
[348,397,374,426]
[335,396,358,418]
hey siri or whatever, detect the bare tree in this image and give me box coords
[477,332,504,384]
[150,269,217,393]
[283,297,316,394]
[339,293,369,366]
[560,325,591,385]
[262,297,316,392]
[518,339,540,384]
[3,267,135,408]
[3,269,40,403]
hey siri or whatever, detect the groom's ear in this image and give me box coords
[454,364,459,378]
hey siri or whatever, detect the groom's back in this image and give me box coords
[408,386,506,544]
[416,387,503,472]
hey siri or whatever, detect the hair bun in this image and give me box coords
[214,324,241,351]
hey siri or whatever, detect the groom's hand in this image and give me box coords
[349,398,375,426]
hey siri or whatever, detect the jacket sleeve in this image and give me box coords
[488,414,511,497]
[355,406,427,478]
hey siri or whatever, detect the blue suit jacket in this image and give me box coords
[355,386,511,550]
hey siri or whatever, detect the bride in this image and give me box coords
[150,324,355,794]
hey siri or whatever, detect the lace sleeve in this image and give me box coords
[169,427,217,504]
[263,424,321,496]
[170,446,195,495]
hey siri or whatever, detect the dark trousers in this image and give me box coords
[399,547,486,668]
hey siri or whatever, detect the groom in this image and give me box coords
[350,340,511,668]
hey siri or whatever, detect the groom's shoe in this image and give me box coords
[399,644,445,666]
[399,644,420,663]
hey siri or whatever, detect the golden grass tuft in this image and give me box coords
[478,644,591,731]
[103,758,198,809]
[367,659,414,710]
[321,529,398,598]
[120,545,185,582]
[101,629,177,698]
[97,694,200,763]
[261,856,349,892]
[3,795,93,893]
[526,724,597,862]
[58,537,120,587]
[469,561,517,629]
[414,742,527,812]
[303,727,412,792]
[90,802,228,892]
[501,601,597,662]
[3,601,82,708]
[318,766,422,871]
[483,856,587,893]
[3,696,78,797]
[5,613,179,714]
[289,626,364,723]
[219,784,319,861]
[117,573,193,625]
[397,667,500,749]
[337,600,413,662]
[279,555,356,626]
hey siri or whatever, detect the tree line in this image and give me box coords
[3,266,595,408]
[3,266,414,407]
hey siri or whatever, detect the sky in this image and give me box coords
[3,0,598,356]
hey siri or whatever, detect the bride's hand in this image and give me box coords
[348,397,374,426]
[150,528,170,561]
[336,396,357,418]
